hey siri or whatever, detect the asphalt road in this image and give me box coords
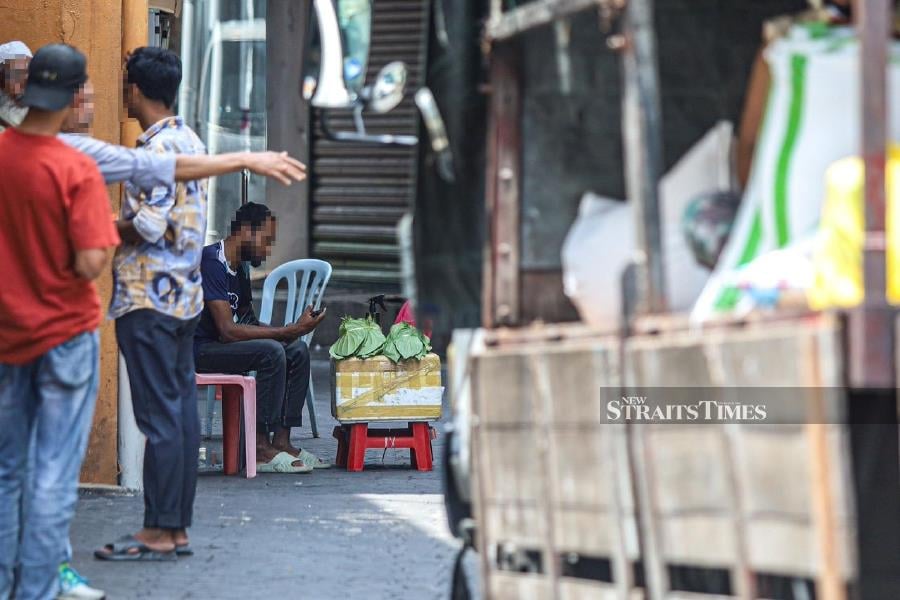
[69,352,468,599]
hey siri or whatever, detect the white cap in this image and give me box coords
[0,41,33,62]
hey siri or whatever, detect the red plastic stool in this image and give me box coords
[333,423,437,472]
[196,374,257,478]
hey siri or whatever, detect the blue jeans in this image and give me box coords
[0,331,100,600]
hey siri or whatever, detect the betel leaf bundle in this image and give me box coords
[329,317,386,360]
[382,322,432,363]
[329,319,432,363]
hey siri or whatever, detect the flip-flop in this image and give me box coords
[176,544,193,556]
[256,451,313,473]
[297,449,332,469]
[94,535,177,562]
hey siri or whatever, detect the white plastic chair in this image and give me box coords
[257,259,332,438]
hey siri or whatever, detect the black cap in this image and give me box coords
[21,44,88,111]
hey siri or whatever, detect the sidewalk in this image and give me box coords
[69,351,459,599]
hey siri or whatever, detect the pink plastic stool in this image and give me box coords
[196,374,257,478]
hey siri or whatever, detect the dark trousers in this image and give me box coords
[195,338,310,432]
[117,310,200,530]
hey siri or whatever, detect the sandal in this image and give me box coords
[175,544,193,557]
[94,535,177,562]
[298,449,332,469]
[256,451,313,473]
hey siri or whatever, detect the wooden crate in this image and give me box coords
[469,316,855,599]
[625,313,856,597]
[470,326,637,598]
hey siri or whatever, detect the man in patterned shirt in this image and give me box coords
[96,47,206,562]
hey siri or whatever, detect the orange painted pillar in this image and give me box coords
[0,0,126,484]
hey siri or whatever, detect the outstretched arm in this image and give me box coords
[60,134,307,189]
[174,151,307,185]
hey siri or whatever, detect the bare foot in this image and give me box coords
[256,443,281,463]
[96,527,175,558]
[257,442,305,468]
[173,528,189,547]
[272,428,301,456]
[134,528,175,552]
[271,441,302,457]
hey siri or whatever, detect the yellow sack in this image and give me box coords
[808,145,900,309]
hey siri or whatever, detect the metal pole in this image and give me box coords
[848,0,893,388]
[621,0,666,315]
[847,8,900,600]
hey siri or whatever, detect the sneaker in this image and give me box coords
[58,563,105,600]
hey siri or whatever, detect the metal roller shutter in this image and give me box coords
[310,0,429,287]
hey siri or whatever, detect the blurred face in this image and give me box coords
[239,217,277,268]
[62,81,94,133]
[2,55,30,100]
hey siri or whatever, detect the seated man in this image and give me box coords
[194,202,330,473]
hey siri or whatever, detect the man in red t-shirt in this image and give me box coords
[0,44,119,600]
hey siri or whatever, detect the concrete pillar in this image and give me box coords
[266,0,311,264]
[116,0,150,490]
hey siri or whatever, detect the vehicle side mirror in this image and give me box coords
[365,61,407,114]
[304,0,416,145]
[304,0,382,110]
[301,0,456,175]
[303,0,358,109]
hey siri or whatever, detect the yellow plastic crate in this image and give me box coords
[331,354,443,423]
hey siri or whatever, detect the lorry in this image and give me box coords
[301,1,900,598]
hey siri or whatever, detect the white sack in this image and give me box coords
[562,122,734,328]
[692,25,900,322]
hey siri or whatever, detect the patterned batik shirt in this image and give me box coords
[109,116,208,321]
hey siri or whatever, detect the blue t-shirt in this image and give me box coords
[194,241,251,349]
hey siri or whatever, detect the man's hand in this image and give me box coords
[293,305,327,337]
[116,219,144,245]
[174,152,308,184]
[243,151,307,186]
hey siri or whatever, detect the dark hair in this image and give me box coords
[231,202,274,234]
[126,47,181,109]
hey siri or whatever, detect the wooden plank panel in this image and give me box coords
[625,314,855,592]
[559,579,621,600]
[473,326,631,596]
[660,516,740,565]
[645,427,732,513]
[485,503,547,549]
[489,572,553,600]
[553,509,618,556]
[483,429,545,504]
[543,344,619,424]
